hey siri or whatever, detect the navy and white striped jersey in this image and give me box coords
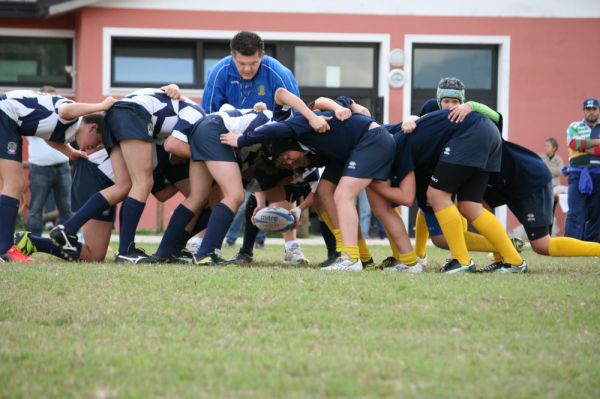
[291,167,322,193]
[120,89,205,143]
[0,90,80,142]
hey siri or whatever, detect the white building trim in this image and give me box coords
[95,0,600,18]
[0,28,76,96]
[102,27,391,121]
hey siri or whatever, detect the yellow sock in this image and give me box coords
[397,251,418,266]
[464,231,496,252]
[414,210,429,259]
[434,205,471,265]
[548,237,600,257]
[471,209,523,265]
[321,212,342,250]
[358,239,372,262]
[339,245,360,261]
[385,228,401,259]
[461,216,468,231]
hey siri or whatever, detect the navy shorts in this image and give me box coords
[190,115,237,162]
[102,102,153,152]
[152,144,189,194]
[0,111,22,162]
[321,161,345,184]
[439,117,502,172]
[71,158,116,223]
[343,126,395,180]
[423,209,444,236]
[485,182,553,235]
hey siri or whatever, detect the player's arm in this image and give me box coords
[163,133,191,159]
[58,97,116,120]
[448,101,501,124]
[400,115,419,133]
[368,171,416,206]
[571,137,600,152]
[583,138,600,155]
[274,88,331,132]
[45,141,88,161]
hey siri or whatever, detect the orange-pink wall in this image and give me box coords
[3,8,599,231]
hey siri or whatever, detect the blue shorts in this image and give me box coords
[102,102,153,152]
[321,161,344,184]
[485,182,554,230]
[190,115,237,162]
[343,126,395,180]
[71,158,116,223]
[0,111,22,162]
[152,144,189,194]
[440,117,502,172]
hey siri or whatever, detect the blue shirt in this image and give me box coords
[202,55,300,113]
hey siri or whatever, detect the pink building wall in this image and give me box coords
[2,7,599,231]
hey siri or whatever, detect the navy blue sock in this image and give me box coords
[29,234,78,260]
[156,204,194,258]
[320,221,338,256]
[118,197,146,254]
[0,195,19,254]
[63,193,110,235]
[241,219,259,257]
[190,207,212,236]
[196,202,234,257]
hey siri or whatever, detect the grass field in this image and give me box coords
[1,243,599,398]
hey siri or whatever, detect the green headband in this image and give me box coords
[437,87,465,107]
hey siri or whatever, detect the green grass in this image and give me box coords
[1,244,599,398]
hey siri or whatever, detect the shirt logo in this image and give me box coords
[444,147,451,155]
[348,161,357,169]
[527,213,536,222]
[7,142,17,155]
[431,175,439,183]
[147,123,153,136]
[258,85,266,96]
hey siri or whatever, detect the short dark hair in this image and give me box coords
[230,31,264,56]
[546,137,559,149]
[83,113,104,132]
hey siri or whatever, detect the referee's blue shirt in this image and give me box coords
[202,55,300,113]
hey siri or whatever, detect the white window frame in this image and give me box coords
[102,27,391,122]
[0,28,76,96]
[403,34,511,227]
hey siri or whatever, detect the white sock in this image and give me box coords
[285,239,299,251]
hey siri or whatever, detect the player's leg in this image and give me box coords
[80,219,113,261]
[193,160,244,264]
[0,156,32,262]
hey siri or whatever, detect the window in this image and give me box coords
[0,36,73,88]
[411,44,498,114]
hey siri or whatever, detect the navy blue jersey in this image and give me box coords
[488,140,552,198]
[238,111,374,164]
[390,109,497,180]
[419,98,440,116]
[0,90,79,142]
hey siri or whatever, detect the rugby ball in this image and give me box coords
[254,207,295,232]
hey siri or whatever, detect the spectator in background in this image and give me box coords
[26,86,73,236]
[564,97,600,242]
[538,137,567,235]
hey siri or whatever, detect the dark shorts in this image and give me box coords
[439,117,502,172]
[0,111,22,162]
[343,126,395,180]
[430,162,490,203]
[485,182,553,239]
[284,183,311,204]
[71,158,116,223]
[190,115,237,162]
[151,144,189,194]
[423,209,444,236]
[321,161,345,184]
[102,102,153,152]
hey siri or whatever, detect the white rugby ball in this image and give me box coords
[254,207,295,232]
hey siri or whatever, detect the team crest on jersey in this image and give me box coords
[258,85,266,96]
[147,123,153,136]
[444,147,451,155]
[7,142,17,155]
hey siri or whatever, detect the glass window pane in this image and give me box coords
[0,37,72,87]
[203,43,229,83]
[113,40,195,86]
[295,46,374,88]
[413,48,492,89]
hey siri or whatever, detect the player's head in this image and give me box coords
[272,139,309,169]
[230,31,264,81]
[436,77,465,109]
[76,113,104,153]
[582,97,600,124]
[544,137,559,157]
